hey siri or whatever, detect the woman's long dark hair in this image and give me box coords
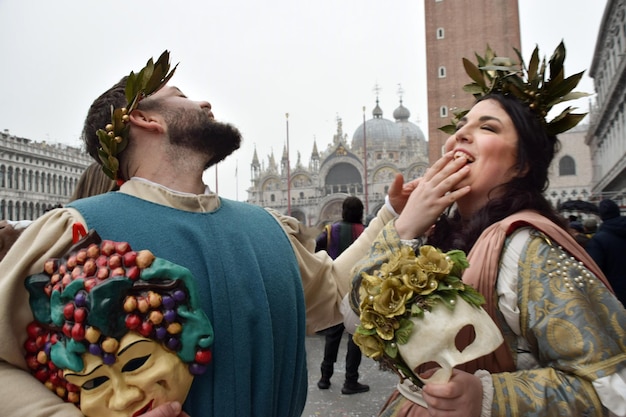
[428,93,568,253]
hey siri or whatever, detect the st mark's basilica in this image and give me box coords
[246,96,428,227]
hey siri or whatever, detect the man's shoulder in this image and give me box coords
[68,191,125,205]
[599,217,626,237]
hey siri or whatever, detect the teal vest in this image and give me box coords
[68,192,307,417]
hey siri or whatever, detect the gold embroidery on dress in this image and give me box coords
[492,230,625,416]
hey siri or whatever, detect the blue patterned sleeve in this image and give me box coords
[491,232,626,417]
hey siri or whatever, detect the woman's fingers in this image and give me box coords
[421,151,455,182]
[394,155,470,239]
[421,370,483,417]
[429,155,469,192]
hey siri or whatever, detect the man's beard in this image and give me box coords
[166,108,242,168]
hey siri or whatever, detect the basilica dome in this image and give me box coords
[351,100,426,152]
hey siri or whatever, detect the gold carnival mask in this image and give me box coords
[24,230,214,416]
[64,332,194,417]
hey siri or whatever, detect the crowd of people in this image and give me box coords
[0,43,624,417]
[586,198,626,306]
[566,198,626,308]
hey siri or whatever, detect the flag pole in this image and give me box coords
[215,164,218,195]
[286,113,291,216]
[363,106,369,215]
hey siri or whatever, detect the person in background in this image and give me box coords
[586,198,626,306]
[314,196,369,395]
[70,161,118,201]
[0,51,412,417]
[569,217,589,247]
[573,217,598,248]
[350,43,626,416]
[0,220,26,261]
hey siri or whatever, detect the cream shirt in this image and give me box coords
[0,178,395,417]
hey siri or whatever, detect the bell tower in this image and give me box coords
[424,0,521,163]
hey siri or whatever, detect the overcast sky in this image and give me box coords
[0,0,607,201]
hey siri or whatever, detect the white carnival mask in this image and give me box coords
[397,295,503,385]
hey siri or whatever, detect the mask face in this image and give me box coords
[64,332,194,417]
[396,296,503,384]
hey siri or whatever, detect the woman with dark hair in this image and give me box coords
[426,92,568,254]
[350,43,626,417]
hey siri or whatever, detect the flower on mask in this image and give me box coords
[352,331,386,359]
[360,305,400,340]
[374,277,413,318]
[354,245,484,387]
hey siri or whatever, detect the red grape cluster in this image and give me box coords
[24,321,80,403]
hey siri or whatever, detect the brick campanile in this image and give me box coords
[424,0,521,164]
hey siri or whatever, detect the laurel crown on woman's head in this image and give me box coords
[440,41,589,136]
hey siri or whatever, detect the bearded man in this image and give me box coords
[0,53,409,417]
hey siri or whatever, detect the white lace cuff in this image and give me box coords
[385,194,398,217]
[400,236,426,251]
[474,369,493,417]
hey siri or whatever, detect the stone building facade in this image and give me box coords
[587,0,626,208]
[0,130,92,221]
[548,124,594,209]
[246,99,429,226]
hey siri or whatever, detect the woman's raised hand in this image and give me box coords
[394,152,471,239]
[387,173,421,215]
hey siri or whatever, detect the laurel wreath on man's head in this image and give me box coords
[96,51,178,183]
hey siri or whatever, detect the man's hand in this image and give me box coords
[141,402,190,417]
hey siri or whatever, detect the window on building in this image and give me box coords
[15,168,20,190]
[559,155,576,176]
[438,66,446,78]
[439,106,448,118]
[436,28,444,39]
